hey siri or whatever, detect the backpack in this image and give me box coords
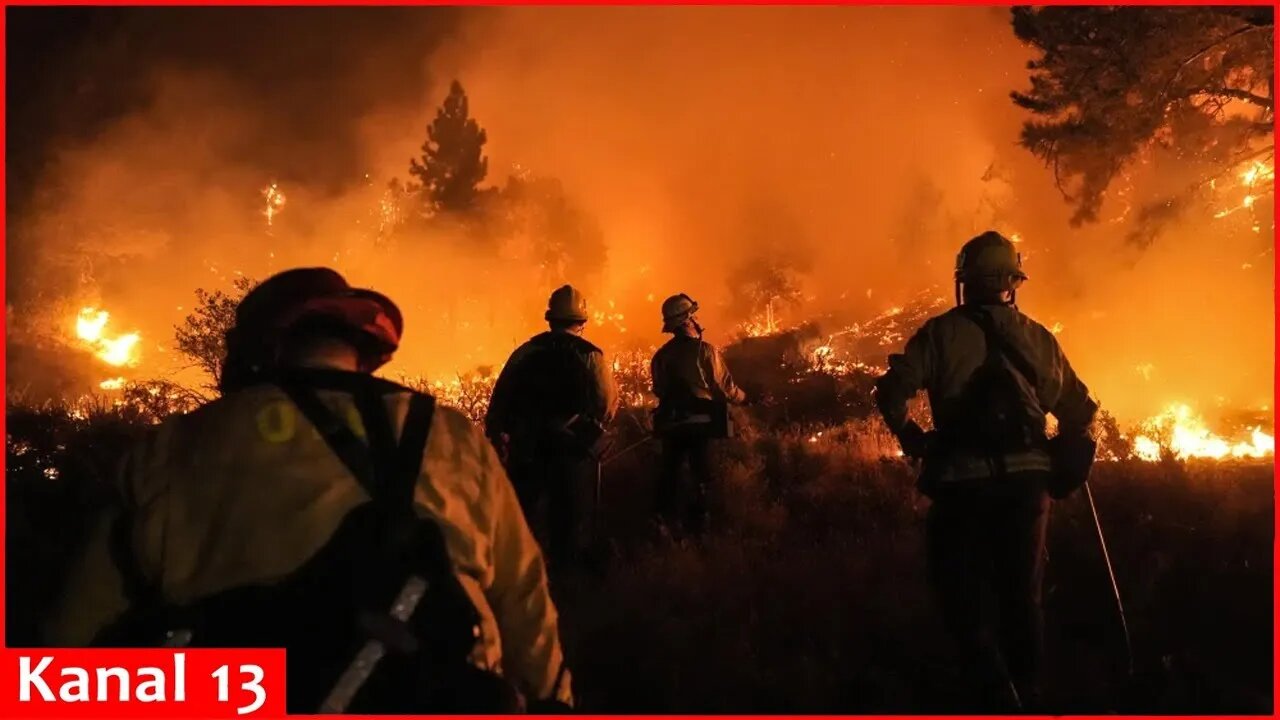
[949,306,1046,455]
[953,308,1096,498]
[92,369,521,713]
[503,333,603,454]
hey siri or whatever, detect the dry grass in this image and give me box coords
[6,401,1272,712]
[566,420,1273,713]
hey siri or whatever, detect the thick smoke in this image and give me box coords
[7,6,1274,423]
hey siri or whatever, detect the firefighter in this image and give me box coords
[484,285,619,573]
[47,267,572,712]
[874,231,1098,711]
[650,293,746,535]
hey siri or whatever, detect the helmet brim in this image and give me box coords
[346,288,403,336]
[956,269,1028,283]
[661,296,698,332]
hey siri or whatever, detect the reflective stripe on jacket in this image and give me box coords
[876,303,1097,481]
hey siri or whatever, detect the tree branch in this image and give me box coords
[1159,23,1274,110]
[1203,86,1274,110]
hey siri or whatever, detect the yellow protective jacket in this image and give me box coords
[46,376,573,705]
[876,303,1097,481]
[650,335,746,406]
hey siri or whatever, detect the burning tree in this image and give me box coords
[730,253,808,336]
[728,204,814,335]
[1011,6,1274,235]
[408,80,492,220]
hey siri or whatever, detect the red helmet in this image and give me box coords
[234,267,403,370]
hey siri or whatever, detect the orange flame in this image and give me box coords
[1132,403,1274,461]
[263,182,287,227]
[75,307,141,368]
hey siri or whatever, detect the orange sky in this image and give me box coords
[10,6,1274,425]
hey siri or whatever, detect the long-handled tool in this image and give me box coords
[319,575,429,713]
[1084,481,1134,677]
[601,435,654,467]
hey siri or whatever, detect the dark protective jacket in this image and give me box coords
[485,330,618,445]
[876,303,1097,481]
[650,335,746,407]
[47,368,572,706]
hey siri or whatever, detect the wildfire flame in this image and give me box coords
[1131,403,1274,461]
[378,187,402,239]
[1240,160,1273,188]
[741,299,782,338]
[592,299,627,333]
[75,307,141,368]
[99,377,126,391]
[1213,160,1273,221]
[263,182,286,227]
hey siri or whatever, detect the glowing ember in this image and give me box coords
[1131,403,1274,461]
[592,299,627,333]
[1214,160,1273,219]
[263,182,287,227]
[1240,160,1273,188]
[75,307,141,368]
[378,188,402,237]
[99,377,126,391]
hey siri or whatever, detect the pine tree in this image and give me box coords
[1011,7,1273,227]
[408,80,490,217]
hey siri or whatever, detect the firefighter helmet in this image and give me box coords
[233,267,403,367]
[661,293,699,333]
[545,285,589,323]
[955,231,1027,284]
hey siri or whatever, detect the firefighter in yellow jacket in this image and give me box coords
[875,231,1097,711]
[47,268,572,711]
[651,293,746,534]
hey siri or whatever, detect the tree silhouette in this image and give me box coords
[174,276,256,391]
[408,80,490,218]
[499,174,607,284]
[727,204,813,334]
[1011,6,1273,228]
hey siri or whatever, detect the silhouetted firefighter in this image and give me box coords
[485,285,619,575]
[875,231,1099,711]
[48,267,572,712]
[650,293,747,535]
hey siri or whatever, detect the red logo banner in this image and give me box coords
[0,649,286,718]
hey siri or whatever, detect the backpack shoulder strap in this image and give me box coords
[389,392,435,518]
[279,379,376,490]
[278,374,435,514]
[960,305,1041,389]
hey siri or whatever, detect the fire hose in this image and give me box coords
[1084,480,1134,678]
